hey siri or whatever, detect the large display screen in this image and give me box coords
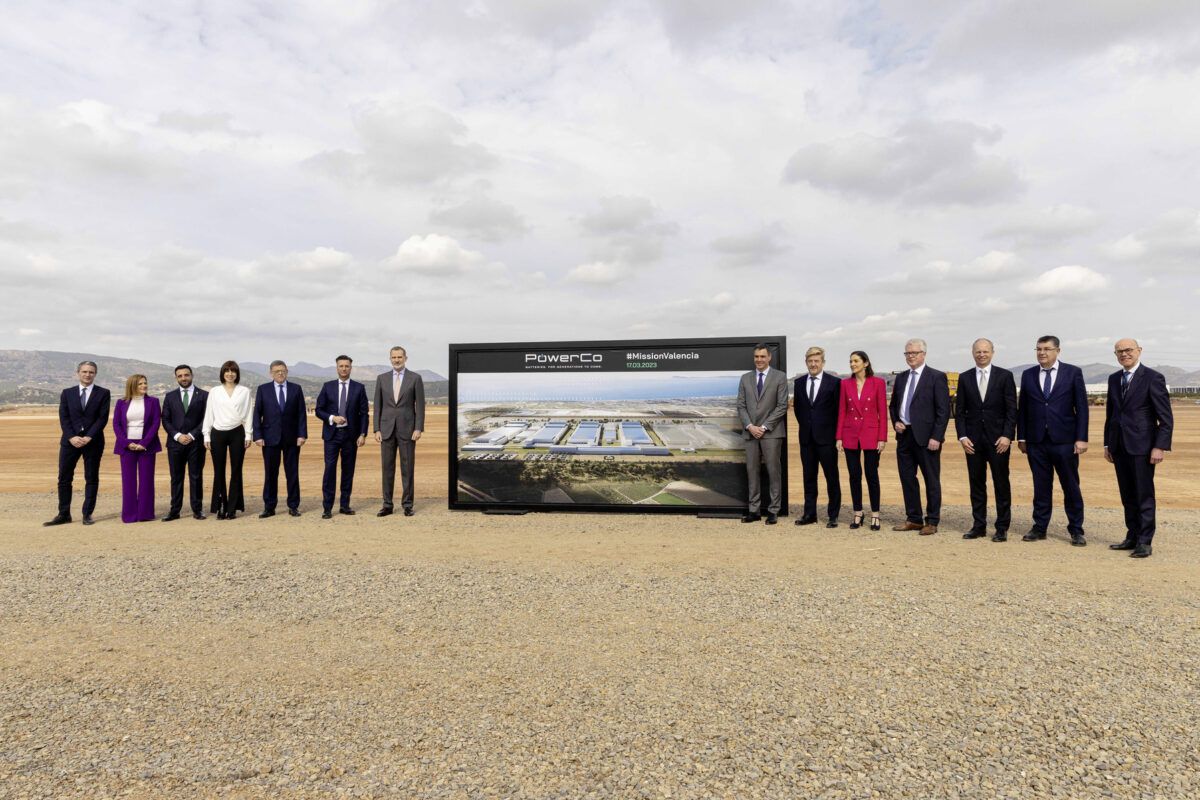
[449,337,788,513]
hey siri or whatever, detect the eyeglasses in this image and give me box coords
[1114,348,1138,356]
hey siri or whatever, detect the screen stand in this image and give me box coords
[696,512,744,519]
[483,508,529,516]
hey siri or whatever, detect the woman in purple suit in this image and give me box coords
[836,351,889,531]
[113,373,162,523]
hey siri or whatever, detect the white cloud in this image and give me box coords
[1107,208,1200,271]
[872,250,1020,293]
[782,120,1023,206]
[1019,265,1110,297]
[429,188,529,241]
[383,234,486,275]
[565,260,627,285]
[711,225,789,267]
[986,204,1101,245]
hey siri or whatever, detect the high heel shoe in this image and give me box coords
[870,514,881,531]
[849,512,864,529]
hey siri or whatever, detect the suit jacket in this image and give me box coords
[1017,362,1088,444]
[373,370,425,440]
[161,386,207,450]
[836,376,889,449]
[58,384,111,446]
[793,373,840,446]
[112,396,163,455]
[1104,366,1172,454]
[315,379,370,441]
[953,366,1017,444]
[888,366,951,443]
[253,381,308,446]
[736,368,788,440]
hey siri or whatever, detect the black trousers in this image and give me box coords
[1109,437,1156,544]
[895,428,942,525]
[167,442,206,516]
[964,440,1011,533]
[322,429,359,511]
[57,439,104,517]
[799,441,841,520]
[381,435,416,510]
[262,442,301,511]
[843,448,881,513]
[1026,441,1084,534]
[209,426,246,514]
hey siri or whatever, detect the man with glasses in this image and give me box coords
[1017,335,1088,546]
[888,339,950,535]
[45,360,111,527]
[1104,339,1172,559]
[253,360,308,518]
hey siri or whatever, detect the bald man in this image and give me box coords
[1104,338,1172,559]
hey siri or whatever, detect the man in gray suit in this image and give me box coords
[373,345,425,517]
[736,343,788,524]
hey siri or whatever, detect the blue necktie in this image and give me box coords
[338,382,347,417]
[1042,369,1052,398]
[277,383,285,411]
[756,372,764,398]
[901,370,916,423]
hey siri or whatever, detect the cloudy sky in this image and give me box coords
[3,0,1199,376]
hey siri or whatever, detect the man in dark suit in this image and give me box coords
[1017,335,1089,546]
[373,346,425,517]
[45,360,111,526]
[315,355,370,519]
[954,338,1017,542]
[889,338,950,535]
[253,360,308,517]
[161,364,208,521]
[793,346,841,527]
[736,343,789,524]
[1104,338,1173,559]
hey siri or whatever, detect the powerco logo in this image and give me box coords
[524,353,603,364]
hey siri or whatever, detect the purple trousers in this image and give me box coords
[119,450,157,523]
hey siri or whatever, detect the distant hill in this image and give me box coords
[0,350,448,406]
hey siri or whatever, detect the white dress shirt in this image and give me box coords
[202,384,253,443]
[125,397,145,440]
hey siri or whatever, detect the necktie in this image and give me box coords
[182,389,190,413]
[756,372,764,398]
[1042,369,1052,398]
[1121,371,1131,399]
[277,383,285,411]
[808,375,816,404]
[80,387,88,408]
[338,382,347,417]
[901,370,917,423]
[978,369,988,398]
[393,372,402,403]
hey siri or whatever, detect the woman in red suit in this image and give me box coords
[836,351,888,530]
[113,373,162,523]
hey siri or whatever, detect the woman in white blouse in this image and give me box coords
[112,374,162,522]
[202,360,253,519]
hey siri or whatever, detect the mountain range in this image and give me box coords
[0,350,447,405]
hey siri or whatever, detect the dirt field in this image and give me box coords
[3,404,1196,511]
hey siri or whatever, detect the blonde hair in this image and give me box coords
[804,346,825,360]
[123,374,148,401]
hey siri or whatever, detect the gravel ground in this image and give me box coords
[1,493,1198,799]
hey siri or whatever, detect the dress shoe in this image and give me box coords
[162,513,181,522]
[1070,534,1087,547]
[259,510,275,519]
[741,513,761,523]
[963,529,987,539]
[1131,544,1152,558]
[765,514,778,525]
[826,519,839,529]
[893,521,923,532]
[991,532,1007,542]
[193,512,207,520]
[870,515,881,531]
[321,510,333,519]
[403,508,415,517]
[288,508,302,518]
[1109,539,1137,551]
[794,516,818,526]
[43,515,72,527]
[920,524,938,536]
[1022,529,1047,541]
[339,507,355,515]
[82,516,94,526]
[377,507,393,517]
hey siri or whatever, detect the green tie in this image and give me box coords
[182,389,190,413]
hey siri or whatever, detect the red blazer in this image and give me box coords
[112,396,163,455]
[836,376,888,449]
